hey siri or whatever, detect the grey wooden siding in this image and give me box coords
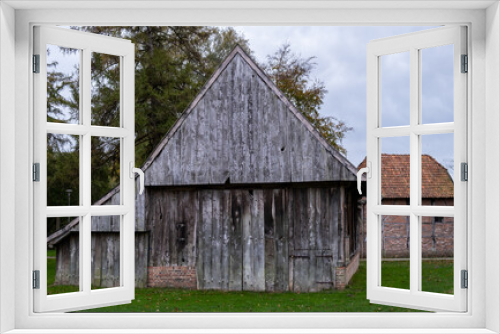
[145,53,356,186]
[54,231,149,288]
[145,185,348,292]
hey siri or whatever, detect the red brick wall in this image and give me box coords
[147,266,197,289]
[358,198,454,258]
[335,251,360,289]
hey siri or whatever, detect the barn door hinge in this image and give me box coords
[33,54,40,73]
[32,270,40,289]
[461,54,468,73]
[33,163,40,182]
[461,270,468,289]
[461,162,468,181]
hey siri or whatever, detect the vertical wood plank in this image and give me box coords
[255,189,265,291]
[196,190,205,289]
[211,190,222,289]
[220,190,230,290]
[264,189,275,292]
[229,189,243,291]
[242,190,252,290]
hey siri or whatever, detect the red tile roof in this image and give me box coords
[358,154,454,199]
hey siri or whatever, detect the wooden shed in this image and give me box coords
[48,46,361,292]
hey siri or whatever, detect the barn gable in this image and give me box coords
[143,46,357,186]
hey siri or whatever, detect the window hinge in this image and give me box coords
[33,54,40,73]
[461,270,468,289]
[33,163,40,182]
[33,270,40,289]
[461,162,468,181]
[461,54,468,73]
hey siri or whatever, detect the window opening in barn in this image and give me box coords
[44,25,459,313]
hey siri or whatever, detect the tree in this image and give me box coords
[263,43,351,154]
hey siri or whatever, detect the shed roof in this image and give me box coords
[358,154,454,199]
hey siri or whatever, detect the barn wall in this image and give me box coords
[54,232,149,288]
[145,54,356,187]
[145,184,353,292]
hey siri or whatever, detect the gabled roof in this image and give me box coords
[142,45,358,185]
[358,154,454,199]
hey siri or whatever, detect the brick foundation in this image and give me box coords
[335,251,360,290]
[147,266,197,289]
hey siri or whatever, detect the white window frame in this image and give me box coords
[1,1,499,333]
[33,25,136,313]
[366,26,467,312]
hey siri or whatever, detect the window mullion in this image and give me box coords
[409,47,420,294]
[82,47,92,294]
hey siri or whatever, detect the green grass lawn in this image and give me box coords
[46,257,453,312]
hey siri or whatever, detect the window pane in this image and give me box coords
[91,215,121,289]
[47,134,80,206]
[91,53,121,127]
[47,45,80,124]
[421,45,454,124]
[421,216,454,294]
[91,136,121,205]
[47,217,80,295]
[380,51,410,127]
[381,137,410,205]
[421,133,454,205]
[381,215,410,290]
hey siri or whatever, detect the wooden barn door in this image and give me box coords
[289,188,338,292]
[196,188,290,292]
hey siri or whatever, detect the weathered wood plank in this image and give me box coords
[274,189,288,291]
[92,232,101,287]
[203,190,214,288]
[135,232,149,288]
[211,190,222,289]
[255,189,265,291]
[196,190,205,289]
[220,190,230,290]
[70,233,79,286]
[241,190,252,290]
[264,189,275,292]
[229,189,243,291]
[307,188,317,292]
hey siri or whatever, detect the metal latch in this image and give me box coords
[461,270,468,289]
[33,270,40,289]
[461,54,468,73]
[461,163,468,182]
[33,54,40,73]
[33,163,40,182]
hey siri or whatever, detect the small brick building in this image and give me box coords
[358,154,454,258]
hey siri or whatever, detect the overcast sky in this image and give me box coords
[233,26,454,172]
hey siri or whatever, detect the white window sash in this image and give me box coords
[366,26,467,312]
[33,26,136,313]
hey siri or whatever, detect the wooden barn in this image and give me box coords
[357,154,454,258]
[47,46,361,292]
